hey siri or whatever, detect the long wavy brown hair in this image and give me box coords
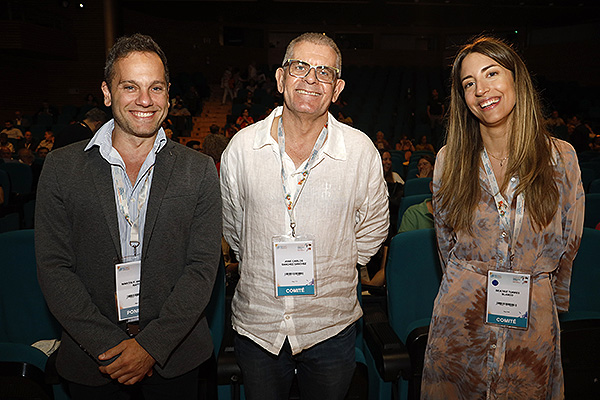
[437,36,559,233]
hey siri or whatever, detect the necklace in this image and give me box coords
[488,152,509,167]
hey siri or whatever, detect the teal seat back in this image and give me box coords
[0,230,61,344]
[386,229,442,341]
[561,228,600,321]
[206,256,226,354]
[584,194,600,229]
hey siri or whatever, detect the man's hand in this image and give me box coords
[98,339,155,385]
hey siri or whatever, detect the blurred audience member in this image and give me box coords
[17,130,36,151]
[398,181,434,234]
[546,110,565,129]
[236,108,254,129]
[382,150,403,184]
[37,147,50,159]
[396,135,415,162]
[13,110,30,131]
[427,88,445,131]
[35,101,59,124]
[374,130,391,151]
[569,115,591,153]
[416,154,435,178]
[185,140,201,151]
[0,133,15,156]
[2,120,24,140]
[202,134,229,174]
[36,130,55,152]
[53,108,108,150]
[415,135,435,153]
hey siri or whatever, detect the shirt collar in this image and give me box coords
[253,106,347,161]
[84,119,168,162]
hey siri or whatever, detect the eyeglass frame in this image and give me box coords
[282,59,341,83]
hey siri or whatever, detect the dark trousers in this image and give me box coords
[67,353,216,400]
[235,323,356,400]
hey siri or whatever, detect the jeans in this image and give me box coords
[235,323,357,400]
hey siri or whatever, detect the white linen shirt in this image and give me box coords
[220,107,389,355]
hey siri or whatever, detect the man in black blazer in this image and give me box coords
[35,33,222,399]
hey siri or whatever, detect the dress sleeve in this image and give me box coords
[553,141,585,312]
[432,146,455,271]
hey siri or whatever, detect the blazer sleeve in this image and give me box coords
[35,151,129,362]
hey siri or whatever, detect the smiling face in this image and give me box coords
[382,151,392,173]
[460,52,516,133]
[101,51,169,140]
[417,157,433,178]
[275,41,345,120]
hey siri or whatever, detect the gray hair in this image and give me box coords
[283,32,342,77]
[84,107,108,124]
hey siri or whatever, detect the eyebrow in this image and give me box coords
[461,64,497,83]
[118,79,166,86]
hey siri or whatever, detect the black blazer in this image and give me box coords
[35,139,222,385]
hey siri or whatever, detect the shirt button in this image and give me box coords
[285,315,290,320]
[511,177,516,182]
[491,344,497,349]
[501,231,507,238]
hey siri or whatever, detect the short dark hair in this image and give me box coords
[186,140,200,149]
[104,33,169,89]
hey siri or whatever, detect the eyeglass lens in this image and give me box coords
[288,60,336,83]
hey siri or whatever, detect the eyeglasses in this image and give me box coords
[283,59,340,83]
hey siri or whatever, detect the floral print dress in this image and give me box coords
[421,139,585,399]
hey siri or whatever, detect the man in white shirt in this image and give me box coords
[221,32,389,400]
[1,120,24,140]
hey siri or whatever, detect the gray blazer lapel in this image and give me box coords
[142,142,176,258]
[87,148,122,259]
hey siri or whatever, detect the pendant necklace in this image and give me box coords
[488,152,509,167]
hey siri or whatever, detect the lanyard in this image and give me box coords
[481,149,524,269]
[112,165,153,256]
[277,117,328,237]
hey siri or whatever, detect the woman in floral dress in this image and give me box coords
[421,37,585,399]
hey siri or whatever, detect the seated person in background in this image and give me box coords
[374,130,391,151]
[17,130,36,151]
[2,120,24,140]
[546,110,565,129]
[53,107,108,150]
[398,182,434,234]
[0,145,13,161]
[382,150,403,184]
[416,154,435,178]
[396,135,415,162]
[415,135,435,153]
[235,108,254,129]
[0,133,15,156]
[185,140,201,151]
[36,130,55,152]
[36,146,50,159]
[201,134,229,175]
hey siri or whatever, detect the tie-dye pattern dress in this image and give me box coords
[421,139,585,399]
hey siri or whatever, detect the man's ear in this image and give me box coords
[101,81,112,107]
[275,68,285,94]
[331,79,345,103]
